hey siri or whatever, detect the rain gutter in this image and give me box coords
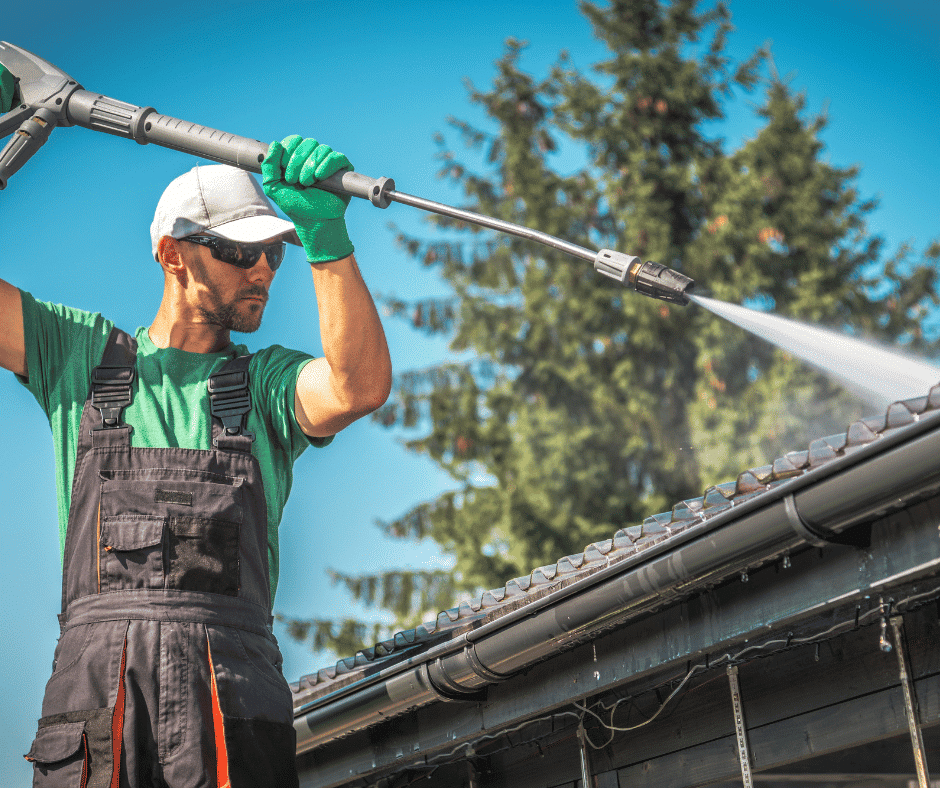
[295,408,940,754]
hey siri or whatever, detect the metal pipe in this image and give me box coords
[387,189,595,262]
[727,665,755,788]
[889,616,932,788]
[577,723,593,788]
[294,664,446,754]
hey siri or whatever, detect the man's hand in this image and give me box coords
[262,136,354,264]
[0,64,18,114]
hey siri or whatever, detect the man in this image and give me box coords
[1,64,391,788]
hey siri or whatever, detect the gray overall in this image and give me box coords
[26,328,299,787]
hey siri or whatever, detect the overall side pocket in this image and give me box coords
[26,721,87,788]
[26,708,112,788]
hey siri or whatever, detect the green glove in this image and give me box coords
[0,64,18,114]
[262,135,355,263]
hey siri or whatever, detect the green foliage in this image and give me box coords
[274,614,391,658]
[285,0,940,658]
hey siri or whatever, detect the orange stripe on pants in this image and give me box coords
[206,635,231,788]
[110,634,127,788]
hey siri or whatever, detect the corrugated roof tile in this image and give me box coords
[929,384,940,408]
[714,481,739,500]
[316,665,338,684]
[670,499,703,524]
[641,518,669,538]
[415,622,436,640]
[750,464,775,483]
[807,438,838,466]
[481,588,506,607]
[886,402,917,429]
[394,630,419,648]
[702,487,730,509]
[621,525,644,542]
[772,456,802,480]
[334,657,356,675]
[376,639,396,657]
[610,530,631,549]
[633,533,662,552]
[785,450,809,469]
[821,433,848,453]
[557,553,586,574]
[734,471,766,495]
[458,599,479,616]
[505,576,531,596]
[846,420,879,446]
[531,564,558,584]
[587,539,614,557]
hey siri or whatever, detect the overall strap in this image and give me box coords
[89,328,138,448]
[208,353,256,452]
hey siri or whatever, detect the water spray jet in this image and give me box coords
[688,293,940,409]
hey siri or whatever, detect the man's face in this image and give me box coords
[181,240,277,334]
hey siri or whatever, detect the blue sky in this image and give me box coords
[1,1,938,783]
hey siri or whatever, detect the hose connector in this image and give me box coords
[594,249,694,306]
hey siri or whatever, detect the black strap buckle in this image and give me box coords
[91,365,135,429]
[208,369,255,446]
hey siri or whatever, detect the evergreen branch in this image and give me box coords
[326,568,458,621]
[377,293,460,336]
[274,614,393,657]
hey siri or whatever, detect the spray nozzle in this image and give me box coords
[593,249,694,306]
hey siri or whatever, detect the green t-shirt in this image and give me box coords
[17,289,331,602]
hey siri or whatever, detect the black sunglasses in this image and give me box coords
[183,235,286,271]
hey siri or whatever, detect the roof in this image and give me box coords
[290,385,940,710]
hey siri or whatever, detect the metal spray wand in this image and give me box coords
[0,41,694,306]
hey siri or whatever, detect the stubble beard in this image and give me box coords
[199,286,268,334]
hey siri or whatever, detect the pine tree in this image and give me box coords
[285,0,940,654]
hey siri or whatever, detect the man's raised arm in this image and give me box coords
[262,136,392,438]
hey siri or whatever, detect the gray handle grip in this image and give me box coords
[65,89,395,207]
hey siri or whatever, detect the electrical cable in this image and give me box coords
[371,711,584,788]
[364,581,940,786]
[422,710,583,767]
[574,664,704,749]
[572,583,940,750]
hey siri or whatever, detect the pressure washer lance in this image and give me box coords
[0,41,694,306]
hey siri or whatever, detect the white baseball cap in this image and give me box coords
[150,164,300,260]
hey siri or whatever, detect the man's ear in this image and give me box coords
[157,236,188,282]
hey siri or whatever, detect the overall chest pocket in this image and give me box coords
[99,517,165,591]
[98,471,245,596]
